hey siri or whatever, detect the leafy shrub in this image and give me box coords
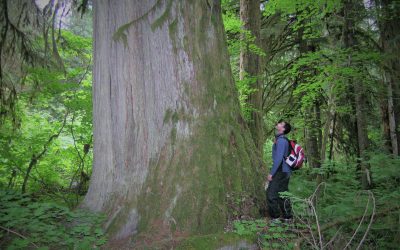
[0,191,107,249]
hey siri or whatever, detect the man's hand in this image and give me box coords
[268,174,273,181]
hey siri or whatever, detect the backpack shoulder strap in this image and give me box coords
[280,136,292,157]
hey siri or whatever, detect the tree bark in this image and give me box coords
[321,83,337,164]
[239,0,264,155]
[377,0,400,156]
[379,92,392,153]
[385,73,399,155]
[305,108,322,169]
[82,0,265,242]
[328,112,336,161]
[297,27,321,169]
[315,100,323,160]
[342,0,371,189]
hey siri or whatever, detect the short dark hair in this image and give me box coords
[278,119,291,134]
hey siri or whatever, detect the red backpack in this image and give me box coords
[283,138,305,170]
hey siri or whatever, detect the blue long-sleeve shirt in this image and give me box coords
[270,133,291,177]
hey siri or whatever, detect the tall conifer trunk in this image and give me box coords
[240,0,264,154]
[342,0,371,189]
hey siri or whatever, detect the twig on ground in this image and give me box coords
[343,191,371,249]
[0,225,39,248]
[356,191,375,250]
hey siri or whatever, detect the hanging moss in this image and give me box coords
[168,17,178,51]
[163,108,173,123]
[151,0,174,31]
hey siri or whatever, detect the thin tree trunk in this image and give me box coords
[305,110,321,169]
[297,27,321,169]
[82,0,265,242]
[240,0,264,154]
[380,92,392,152]
[343,0,371,189]
[385,73,399,155]
[316,101,323,154]
[377,0,400,156]
[328,112,336,161]
[321,112,331,164]
[321,84,336,163]
[21,112,67,193]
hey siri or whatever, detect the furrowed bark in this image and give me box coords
[82,0,265,242]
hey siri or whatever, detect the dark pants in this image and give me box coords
[267,170,292,219]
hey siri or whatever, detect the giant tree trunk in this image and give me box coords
[239,0,264,154]
[82,0,265,242]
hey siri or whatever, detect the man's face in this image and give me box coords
[275,122,285,134]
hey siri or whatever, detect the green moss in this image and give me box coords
[169,18,178,36]
[151,0,173,31]
[164,108,192,125]
[183,35,190,55]
[168,18,178,51]
[164,108,173,123]
[171,127,177,145]
[171,111,179,123]
[175,232,257,250]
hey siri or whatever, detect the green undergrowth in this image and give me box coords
[175,232,257,250]
[0,191,107,249]
[232,219,300,249]
[226,152,400,249]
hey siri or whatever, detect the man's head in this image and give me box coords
[276,119,291,135]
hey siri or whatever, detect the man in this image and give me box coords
[267,119,293,223]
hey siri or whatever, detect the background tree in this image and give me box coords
[239,0,264,154]
[376,0,400,156]
[342,0,372,189]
